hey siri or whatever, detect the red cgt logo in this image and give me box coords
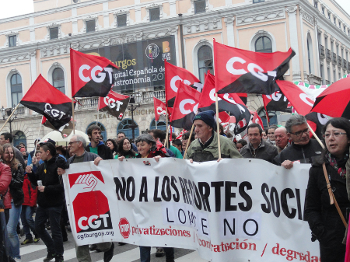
[118,218,130,239]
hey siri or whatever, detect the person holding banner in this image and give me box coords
[25,139,68,262]
[115,138,137,159]
[57,135,114,262]
[118,133,174,262]
[185,110,241,162]
[305,117,350,262]
[274,115,323,168]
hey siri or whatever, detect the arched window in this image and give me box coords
[149,118,166,131]
[13,131,26,148]
[86,122,107,142]
[307,34,314,74]
[255,36,272,53]
[10,74,22,106]
[117,118,139,139]
[258,108,277,130]
[198,45,214,83]
[53,68,65,93]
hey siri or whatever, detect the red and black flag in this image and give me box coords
[305,112,329,139]
[98,90,129,120]
[198,73,251,134]
[70,49,119,98]
[170,82,201,130]
[21,75,72,131]
[165,60,202,107]
[214,41,295,95]
[153,97,172,121]
[262,91,292,113]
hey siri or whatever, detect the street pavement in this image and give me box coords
[19,231,208,262]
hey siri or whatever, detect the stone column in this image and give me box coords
[286,6,301,81]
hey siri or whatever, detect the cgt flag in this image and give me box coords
[153,97,172,121]
[199,73,251,134]
[214,41,295,95]
[98,90,130,120]
[70,49,119,98]
[262,91,292,113]
[165,60,202,107]
[20,75,72,131]
[170,82,201,130]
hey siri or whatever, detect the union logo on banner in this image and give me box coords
[69,171,113,233]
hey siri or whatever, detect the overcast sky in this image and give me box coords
[0,0,349,20]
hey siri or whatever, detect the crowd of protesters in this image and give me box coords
[0,110,348,262]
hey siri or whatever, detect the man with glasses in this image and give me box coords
[57,135,114,262]
[274,115,323,168]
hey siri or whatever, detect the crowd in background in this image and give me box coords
[0,111,349,262]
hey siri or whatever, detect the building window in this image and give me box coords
[117,14,127,27]
[320,64,324,84]
[50,27,59,40]
[334,17,336,25]
[322,6,325,14]
[258,109,277,130]
[194,0,206,14]
[149,7,160,22]
[314,1,318,9]
[9,35,16,47]
[150,119,166,131]
[10,74,22,106]
[117,118,139,139]
[86,19,95,33]
[253,0,265,3]
[307,37,313,74]
[255,36,272,53]
[327,66,331,82]
[328,12,331,19]
[13,131,26,148]
[198,45,213,83]
[339,22,341,28]
[52,68,65,93]
[324,36,328,49]
[333,70,336,83]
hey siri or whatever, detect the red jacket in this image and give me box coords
[22,174,37,207]
[0,162,12,209]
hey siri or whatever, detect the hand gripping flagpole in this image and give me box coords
[0,104,20,133]
[215,93,222,159]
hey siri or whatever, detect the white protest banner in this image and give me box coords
[63,158,320,262]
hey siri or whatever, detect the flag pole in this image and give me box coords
[0,104,20,133]
[165,110,169,148]
[307,122,325,150]
[215,93,222,159]
[183,124,194,159]
[34,120,42,156]
[72,98,75,134]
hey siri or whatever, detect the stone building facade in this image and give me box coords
[0,0,349,150]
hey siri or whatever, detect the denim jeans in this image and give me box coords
[139,246,174,262]
[35,205,63,256]
[7,202,22,259]
[21,205,36,240]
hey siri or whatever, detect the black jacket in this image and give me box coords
[274,139,323,165]
[9,163,24,207]
[28,155,65,208]
[86,141,113,160]
[240,139,278,163]
[305,158,349,262]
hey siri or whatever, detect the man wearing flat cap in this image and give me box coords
[185,110,241,162]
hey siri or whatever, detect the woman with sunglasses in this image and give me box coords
[305,117,350,262]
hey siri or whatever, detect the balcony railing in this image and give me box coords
[75,90,165,111]
[343,59,347,70]
[319,45,325,59]
[326,49,331,61]
[332,52,337,64]
[338,55,342,67]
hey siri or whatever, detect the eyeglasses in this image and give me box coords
[323,132,347,139]
[290,128,309,137]
[68,141,79,146]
